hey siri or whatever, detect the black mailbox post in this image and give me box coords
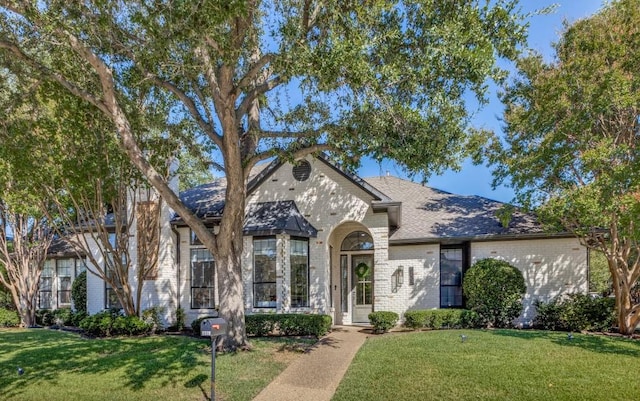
[201,317,227,401]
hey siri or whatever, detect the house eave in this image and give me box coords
[389,231,576,246]
[170,216,222,227]
[372,201,402,231]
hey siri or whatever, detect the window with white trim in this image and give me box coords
[39,260,54,309]
[290,238,309,308]
[253,237,276,308]
[57,259,73,306]
[191,249,215,309]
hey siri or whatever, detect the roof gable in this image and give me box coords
[247,153,391,202]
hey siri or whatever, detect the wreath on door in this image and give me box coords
[355,262,370,278]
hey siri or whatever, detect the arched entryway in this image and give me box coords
[329,225,375,325]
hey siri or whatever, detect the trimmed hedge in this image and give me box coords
[404,309,481,330]
[0,308,20,327]
[79,310,152,337]
[463,258,526,328]
[534,294,615,332]
[368,311,399,333]
[36,309,55,326]
[36,307,84,327]
[245,314,332,338]
[71,271,87,314]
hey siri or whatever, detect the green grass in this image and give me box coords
[0,328,311,401]
[333,329,640,401]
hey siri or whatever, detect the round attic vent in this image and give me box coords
[292,160,311,181]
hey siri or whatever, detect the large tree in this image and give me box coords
[0,0,528,348]
[0,202,53,327]
[0,69,56,327]
[492,0,640,334]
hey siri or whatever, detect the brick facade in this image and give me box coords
[77,155,588,328]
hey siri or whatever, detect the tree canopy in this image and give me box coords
[0,0,529,348]
[492,0,640,334]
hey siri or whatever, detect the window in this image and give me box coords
[105,267,123,310]
[254,238,276,308]
[39,260,54,309]
[341,231,374,251]
[75,259,87,276]
[340,255,348,313]
[290,238,309,308]
[191,249,215,309]
[57,259,73,306]
[440,246,465,308]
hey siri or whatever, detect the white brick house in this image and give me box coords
[48,154,588,327]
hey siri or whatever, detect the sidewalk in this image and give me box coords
[253,326,369,401]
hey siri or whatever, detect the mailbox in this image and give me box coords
[200,318,227,337]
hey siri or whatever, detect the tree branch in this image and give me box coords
[236,53,274,91]
[236,76,282,118]
[0,40,110,115]
[145,74,223,149]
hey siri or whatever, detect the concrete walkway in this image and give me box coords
[253,326,369,401]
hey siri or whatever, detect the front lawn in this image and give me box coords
[0,328,310,401]
[333,329,640,401]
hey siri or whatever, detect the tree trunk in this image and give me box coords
[215,100,249,350]
[216,246,247,350]
[609,257,640,335]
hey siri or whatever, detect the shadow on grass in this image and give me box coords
[0,329,210,399]
[184,373,210,401]
[489,329,640,357]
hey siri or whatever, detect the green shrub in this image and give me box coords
[460,309,482,328]
[278,314,307,336]
[113,315,152,336]
[71,311,88,327]
[0,308,20,327]
[404,310,428,329]
[245,314,276,337]
[80,310,152,337]
[52,307,73,326]
[534,294,615,332]
[245,314,332,338]
[463,258,526,328]
[0,285,14,310]
[404,309,482,330]
[369,311,399,333]
[71,271,87,314]
[175,307,185,331]
[36,309,55,326]
[142,306,165,333]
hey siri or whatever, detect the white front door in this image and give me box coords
[352,254,373,323]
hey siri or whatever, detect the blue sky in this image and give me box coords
[358,0,606,203]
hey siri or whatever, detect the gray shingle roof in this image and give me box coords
[174,162,272,222]
[175,159,550,243]
[243,201,317,238]
[176,179,227,220]
[364,176,546,243]
[48,237,84,257]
